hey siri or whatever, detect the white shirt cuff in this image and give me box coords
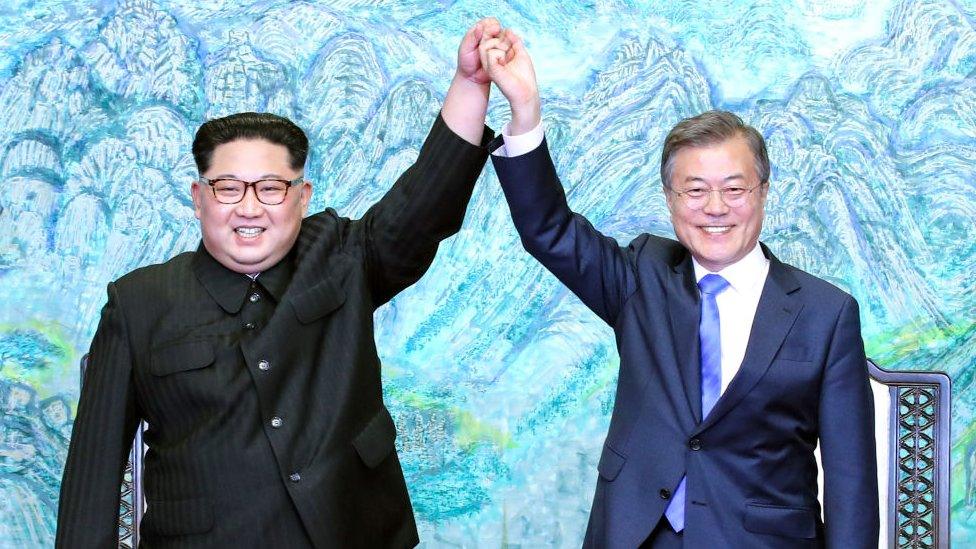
[491,119,545,157]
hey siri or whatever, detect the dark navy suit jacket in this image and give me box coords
[492,139,878,548]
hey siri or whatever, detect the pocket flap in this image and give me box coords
[150,341,214,376]
[352,407,397,468]
[775,343,811,362]
[597,444,627,481]
[143,497,213,536]
[291,278,346,323]
[743,503,817,538]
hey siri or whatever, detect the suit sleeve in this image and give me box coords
[491,138,637,325]
[357,113,491,306]
[56,282,140,548]
[818,295,879,548]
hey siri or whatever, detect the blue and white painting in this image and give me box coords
[0,0,974,546]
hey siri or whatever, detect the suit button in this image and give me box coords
[289,472,301,483]
[689,438,702,451]
[243,322,256,330]
[258,360,270,371]
[659,488,671,499]
[249,292,261,303]
[271,416,283,428]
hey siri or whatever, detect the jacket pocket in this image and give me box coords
[774,343,811,362]
[149,340,214,376]
[743,502,817,538]
[352,406,397,468]
[142,497,213,536]
[596,443,627,481]
[291,277,346,323]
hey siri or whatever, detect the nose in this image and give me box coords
[235,186,264,217]
[701,189,730,215]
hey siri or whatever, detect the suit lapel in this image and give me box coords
[693,247,803,435]
[666,252,703,425]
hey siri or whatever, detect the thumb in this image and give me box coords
[484,45,509,79]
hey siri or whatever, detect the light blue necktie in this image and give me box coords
[664,273,729,532]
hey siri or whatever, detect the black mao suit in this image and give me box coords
[56,115,491,548]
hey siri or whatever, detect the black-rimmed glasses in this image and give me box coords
[199,176,304,205]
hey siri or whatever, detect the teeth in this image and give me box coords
[236,227,264,238]
[703,226,730,234]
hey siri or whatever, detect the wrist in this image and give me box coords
[452,71,490,95]
[509,96,541,135]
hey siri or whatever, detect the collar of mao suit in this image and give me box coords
[191,242,296,313]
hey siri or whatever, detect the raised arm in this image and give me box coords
[441,18,497,144]
[358,19,497,305]
[484,30,637,324]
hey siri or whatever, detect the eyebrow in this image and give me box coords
[208,173,288,180]
[683,174,747,184]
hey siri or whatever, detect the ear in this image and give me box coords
[190,181,204,220]
[663,185,675,212]
[299,181,313,215]
[758,181,770,206]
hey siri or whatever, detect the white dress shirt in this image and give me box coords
[492,120,546,157]
[494,119,771,395]
[693,245,770,394]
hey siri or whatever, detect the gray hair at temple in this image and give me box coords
[660,110,770,189]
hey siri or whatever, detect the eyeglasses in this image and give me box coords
[199,176,304,205]
[669,182,765,210]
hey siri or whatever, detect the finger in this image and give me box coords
[512,37,532,64]
[479,37,509,52]
[503,29,524,48]
[472,21,483,44]
[492,40,512,53]
[488,48,507,67]
[503,46,516,65]
[478,38,492,75]
[480,17,501,37]
[460,23,480,54]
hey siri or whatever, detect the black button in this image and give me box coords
[249,292,261,303]
[659,488,671,499]
[258,360,270,371]
[689,438,702,451]
[243,322,256,330]
[289,472,301,483]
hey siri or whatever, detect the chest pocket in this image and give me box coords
[149,340,215,376]
[291,277,346,323]
[353,407,397,468]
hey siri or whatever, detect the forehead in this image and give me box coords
[672,136,756,180]
[207,138,295,176]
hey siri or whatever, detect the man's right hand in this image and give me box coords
[481,29,541,135]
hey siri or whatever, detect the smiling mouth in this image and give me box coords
[235,227,265,238]
[701,226,731,234]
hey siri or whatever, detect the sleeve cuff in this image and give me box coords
[491,119,545,158]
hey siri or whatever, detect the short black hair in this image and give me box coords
[192,112,309,174]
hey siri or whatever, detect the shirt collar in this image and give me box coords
[692,242,769,294]
[192,244,295,313]
[255,250,294,303]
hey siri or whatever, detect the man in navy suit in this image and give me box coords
[479,31,879,547]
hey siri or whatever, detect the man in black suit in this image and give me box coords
[57,18,502,548]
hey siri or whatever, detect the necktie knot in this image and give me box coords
[698,273,729,296]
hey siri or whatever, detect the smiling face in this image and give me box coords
[191,138,312,274]
[665,135,767,272]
